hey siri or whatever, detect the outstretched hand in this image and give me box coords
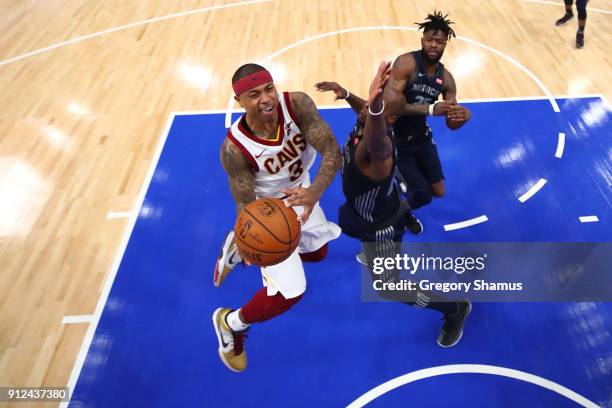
[368,61,392,108]
[314,81,348,100]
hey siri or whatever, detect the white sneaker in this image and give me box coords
[213,231,242,287]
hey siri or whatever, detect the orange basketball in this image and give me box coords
[234,198,301,267]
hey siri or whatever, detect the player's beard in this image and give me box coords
[421,48,443,65]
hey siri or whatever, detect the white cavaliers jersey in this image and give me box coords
[227,92,317,198]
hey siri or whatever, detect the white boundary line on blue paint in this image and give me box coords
[61,113,176,407]
[224,25,561,128]
[321,93,602,108]
[106,211,133,219]
[0,0,272,67]
[346,364,600,408]
[62,315,94,325]
[599,94,612,111]
[160,94,602,117]
[175,108,246,116]
[443,215,489,231]
[518,178,548,203]
[555,132,566,158]
[521,0,612,15]
[579,216,599,223]
[458,93,600,103]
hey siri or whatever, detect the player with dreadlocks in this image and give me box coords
[383,11,471,231]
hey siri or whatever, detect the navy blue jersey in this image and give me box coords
[340,122,402,226]
[392,50,445,144]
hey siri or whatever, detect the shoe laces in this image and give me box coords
[232,330,248,356]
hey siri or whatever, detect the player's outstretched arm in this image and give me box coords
[355,61,394,180]
[283,92,341,223]
[220,139,256,215]
[314,81,367,116]
[442,69,471,130]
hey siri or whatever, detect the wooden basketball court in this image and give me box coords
[1,0,611,406]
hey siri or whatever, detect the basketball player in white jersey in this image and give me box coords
[212,64,342,372]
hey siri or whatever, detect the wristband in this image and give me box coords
[341,89,350,100]
[368,101,385,116]
[428,102,437,116]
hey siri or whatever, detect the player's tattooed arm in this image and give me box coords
[442,69,471,130]
[220,138,256,215]
[290,91,341,198]
[282,91,341,223]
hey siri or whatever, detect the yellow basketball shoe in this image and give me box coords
[212,308,248,372]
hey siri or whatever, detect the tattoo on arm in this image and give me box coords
[290,92,342,198]
[220,139,256,215]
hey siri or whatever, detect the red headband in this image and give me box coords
[233,69,273,96]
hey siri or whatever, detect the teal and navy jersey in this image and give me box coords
[392,50,445,144]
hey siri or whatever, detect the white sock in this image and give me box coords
[226,309,249,332]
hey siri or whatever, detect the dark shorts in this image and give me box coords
[338,202,406,243]
[396,138,444,190]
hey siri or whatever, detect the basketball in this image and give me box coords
[234,198,301,267]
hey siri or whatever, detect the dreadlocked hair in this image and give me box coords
[415,11,456,41]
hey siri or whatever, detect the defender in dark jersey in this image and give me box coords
[383,11,471,224]
[314,82,423,236]
[317,61,471,348]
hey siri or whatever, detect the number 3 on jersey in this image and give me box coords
[288,159,303,182]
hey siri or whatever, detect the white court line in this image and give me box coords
[518,178,548,203]
[224,25,561,128]
[0,0,272,67]
[455,36,559,112]
[458,94,602,103]
[555,132,566,158]
[62,315,94,325]
[600,94,612,111]
[61,113,176,407]
[347,364,600,408]
[106,211,133,219]
[443,215,489,231]
[174,94,602,116]
[521,0,612,15]
[321,94,602,109]
[175,108,246,116]
[579,216,599,223]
